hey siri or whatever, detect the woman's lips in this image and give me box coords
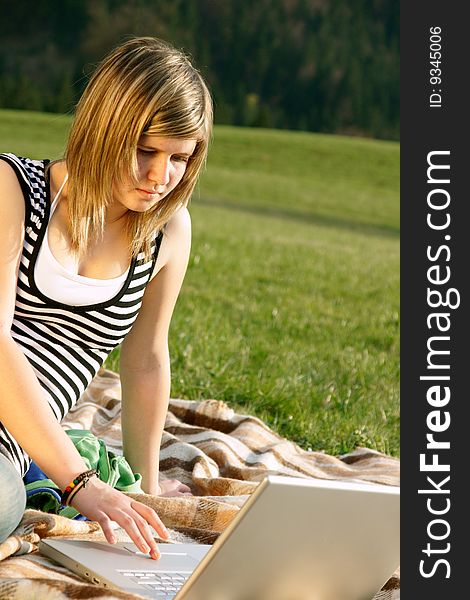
[136,188,160,197]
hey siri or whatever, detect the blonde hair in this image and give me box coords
[65,37,213,260]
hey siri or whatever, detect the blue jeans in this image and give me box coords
[0,451,26,543]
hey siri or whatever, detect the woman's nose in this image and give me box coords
[147,156,171,186]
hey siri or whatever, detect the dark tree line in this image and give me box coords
[0,0,399,139]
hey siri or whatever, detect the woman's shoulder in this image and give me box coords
[0,153,49,192]
[0,153,23,179]
[0,154,26,194]
[0,152,47,172]
[0,157,27,227]
[160,205,192,254]
[0,153,50,229]
[148,206,191,281]
[163,205,191,238]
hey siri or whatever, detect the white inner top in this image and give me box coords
[34,175,130,305]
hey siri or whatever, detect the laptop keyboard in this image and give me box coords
[118,570,189,596]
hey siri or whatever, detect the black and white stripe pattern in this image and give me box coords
[0,154,161,476]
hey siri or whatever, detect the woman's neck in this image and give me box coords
[49,161,129,226]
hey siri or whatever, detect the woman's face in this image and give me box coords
[111,135,197,216]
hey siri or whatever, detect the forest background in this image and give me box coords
[0,0,399,140]
[0,0,400,456]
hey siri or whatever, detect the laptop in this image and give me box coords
[40,475,400,600]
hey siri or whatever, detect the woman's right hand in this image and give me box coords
[69,476,169,560]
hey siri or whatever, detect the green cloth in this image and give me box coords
[24,429,143,518]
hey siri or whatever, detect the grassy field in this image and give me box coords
[0,108,400,457]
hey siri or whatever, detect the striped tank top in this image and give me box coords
[0,153,162,476]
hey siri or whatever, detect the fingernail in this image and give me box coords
[110,536,116,544]
[151,549,160,560]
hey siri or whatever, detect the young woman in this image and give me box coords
[0,37,213,558]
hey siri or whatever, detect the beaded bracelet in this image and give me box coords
[60,469,99,506]
[66,479,89,506]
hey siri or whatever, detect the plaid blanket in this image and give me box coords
[0,369,400,599]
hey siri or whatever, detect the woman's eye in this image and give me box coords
[137,148,154,155]
[173,155,189,163]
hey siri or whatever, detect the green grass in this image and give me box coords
[1,108,399,457]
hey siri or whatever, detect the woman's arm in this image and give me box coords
[120,206,192,495]
[0,162,168,557]
[0,161,87,488]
